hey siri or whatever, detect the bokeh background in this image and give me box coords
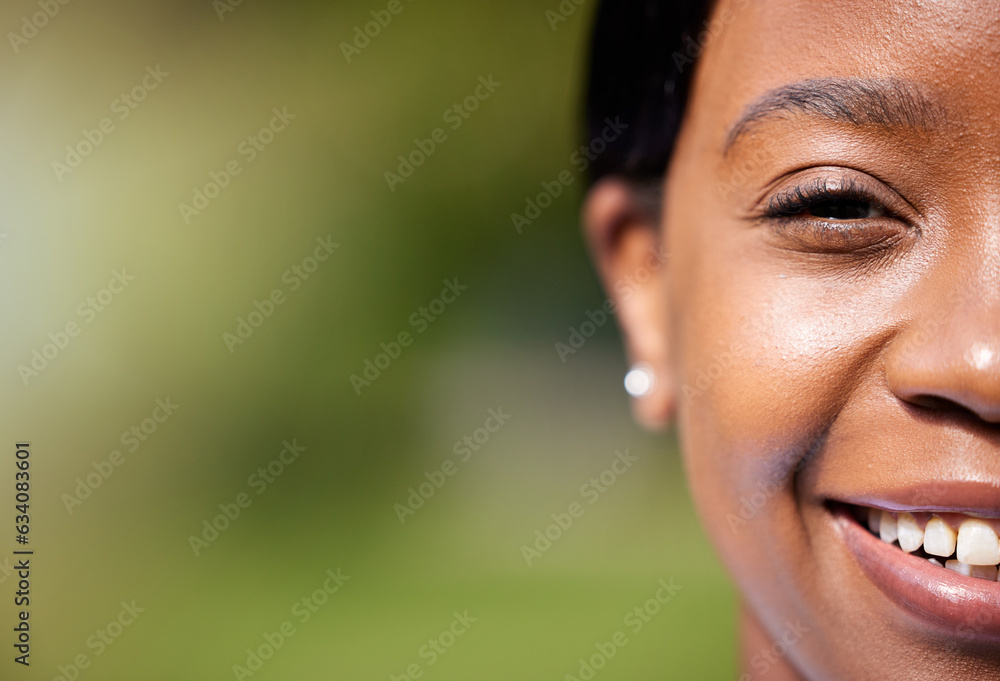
[0,0,735,678]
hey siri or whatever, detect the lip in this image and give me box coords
[834,505,1000,641]
[838,480,1000,518]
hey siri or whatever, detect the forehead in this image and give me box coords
[688,0,1000,152]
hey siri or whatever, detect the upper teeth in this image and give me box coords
[879,511,898,544]
[867,508,1000,579]
[923,517,957,557]
[897,513,923,553]
[957,519,1000,566]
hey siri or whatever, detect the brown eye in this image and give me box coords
[804,199,885,220]
[759,172,917,257]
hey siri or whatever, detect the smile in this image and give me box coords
[859,506,1000,580]
[833,501,1000,640]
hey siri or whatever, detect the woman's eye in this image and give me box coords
[757,175,914,257]
[800,199,885,220]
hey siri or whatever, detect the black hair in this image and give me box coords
[585,0,713,185]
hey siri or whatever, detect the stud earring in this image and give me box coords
[624,363,655,397]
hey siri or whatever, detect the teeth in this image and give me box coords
[867,508,881,534]
[943,561,999,581]
[897,513,924,552]
[956,519,1000,566]
[946,560,974,577]
[971,565,999,581]
[878,511,898,544]
[861,507,1000,581]
[923,517,957,557]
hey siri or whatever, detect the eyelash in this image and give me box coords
[758,175,911,256]
[764,176,885,220]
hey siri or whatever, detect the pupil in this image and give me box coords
[808,199,871,220]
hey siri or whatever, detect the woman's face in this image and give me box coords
[592,0,1000,678]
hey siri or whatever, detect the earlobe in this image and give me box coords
[582,177,675,430]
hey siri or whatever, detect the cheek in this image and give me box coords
[665,210,889,564]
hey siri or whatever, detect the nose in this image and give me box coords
[885,281,1000,423]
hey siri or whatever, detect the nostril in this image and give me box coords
[903,393,1000,425]
[908,395,967,413]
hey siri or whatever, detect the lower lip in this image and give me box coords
[834,507,1000,641]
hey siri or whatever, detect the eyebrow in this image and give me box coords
[723,77,947,154]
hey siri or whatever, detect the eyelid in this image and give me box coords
[755,168,919,229]
[751,169,921,257]
[770,178,870,217]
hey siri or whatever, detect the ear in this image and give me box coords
[582,176,674,430]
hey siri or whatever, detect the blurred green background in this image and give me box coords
[0,0,735,678]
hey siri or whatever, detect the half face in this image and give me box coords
[597,0,1000,678]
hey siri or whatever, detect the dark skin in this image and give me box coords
[585,0,1000,679]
